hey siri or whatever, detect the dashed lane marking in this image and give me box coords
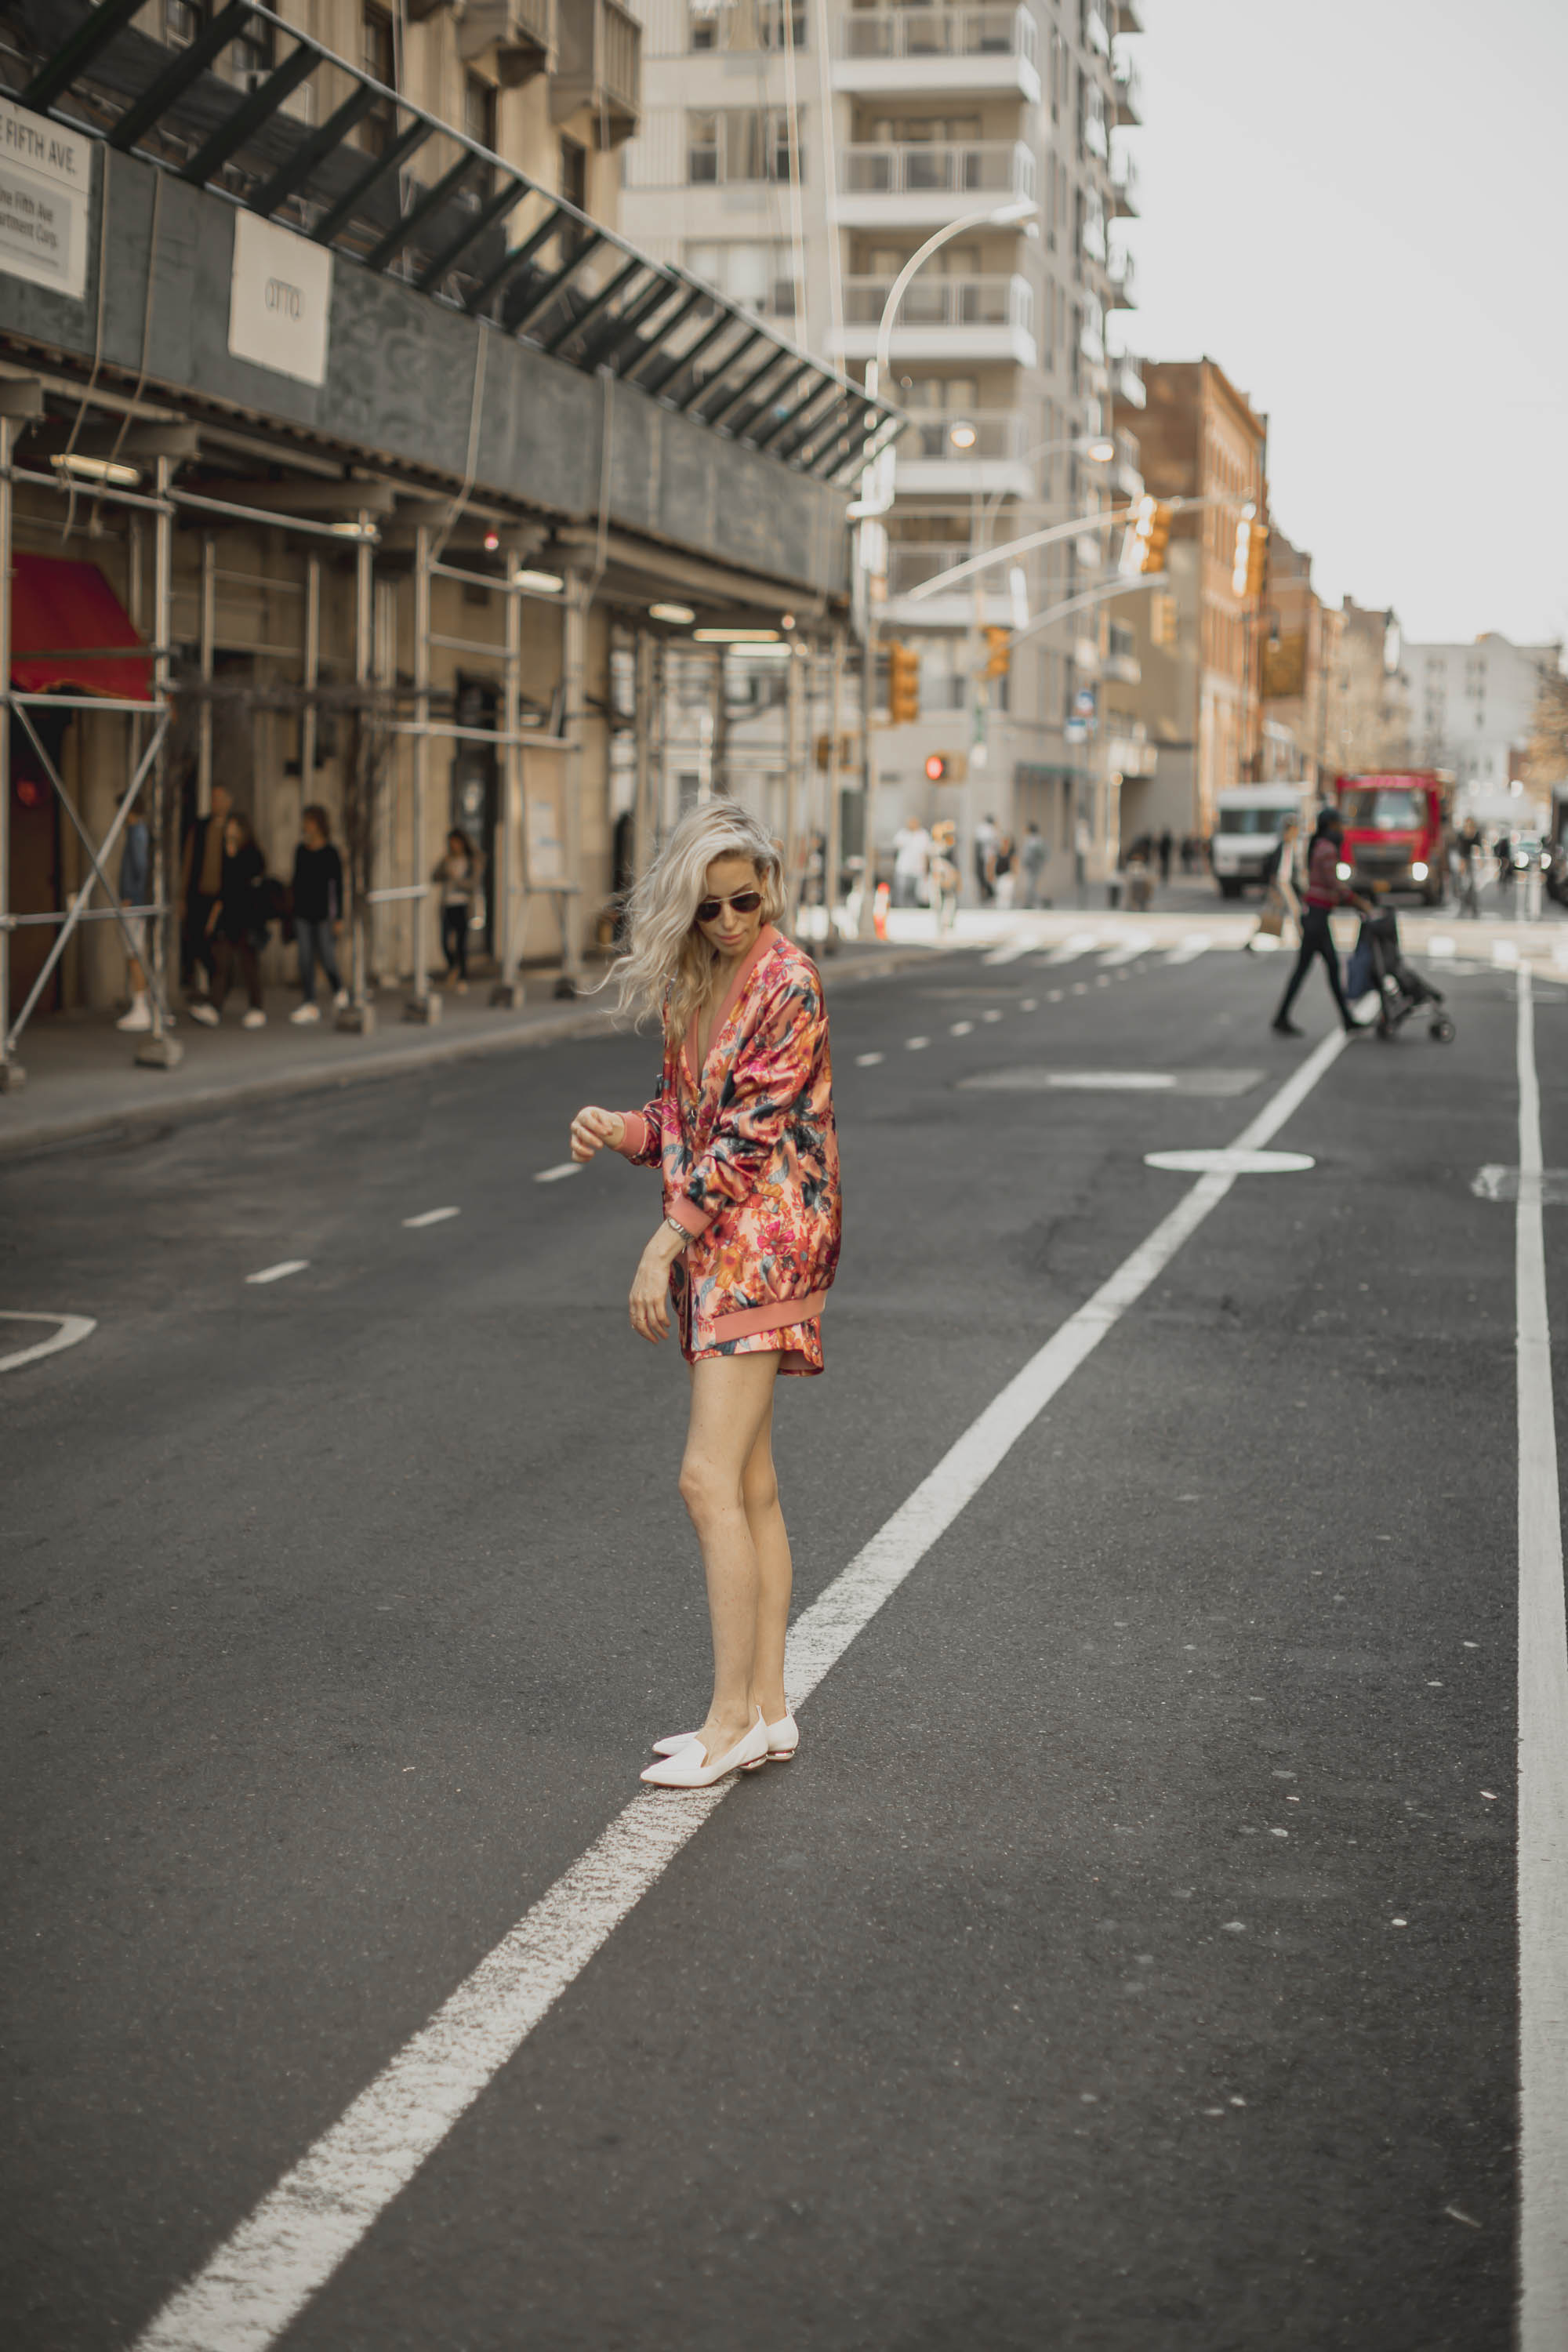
[126,1027,1352,2352]
[1044,933,1102,965]
[1097,944,1143,967]
[1047,989,1065,1002]
[949,1020,974,1036]
[1164,935,1214,964]
[0,1311,96,1374]
[906,1036,930,1050]
[982,934,1039,965]
[534,1163,583,1184]
[402,1208,461,1229]
[245,1262,308,1287]
[981,1009,1003,1023]
[855,1051,885,1066]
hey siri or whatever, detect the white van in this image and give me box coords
[1210,786,1307,898]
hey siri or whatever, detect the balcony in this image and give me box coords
[837,139,1035,228]
[836,272,1036,365]
[453,0,555,85]
[1109,149,1140,217]
[1112,50,1142,125]
[550,0,641,146]
[1109,348,1145,408]
[895,408,1035,495]
[833,6,1040,102]
[1106,247,1136,310]
[1108,425,1142,498]
[884,540,1016,627]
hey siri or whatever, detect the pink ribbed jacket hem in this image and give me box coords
[710,1289,829,1340]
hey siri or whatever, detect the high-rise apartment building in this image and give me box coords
[1399,633,1563,808]
[626,0,1147,889]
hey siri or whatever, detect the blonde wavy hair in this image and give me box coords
[608,799,785,1042]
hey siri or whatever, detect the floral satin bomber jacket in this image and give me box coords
[615,925,841,1348]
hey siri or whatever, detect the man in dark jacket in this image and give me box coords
[289,803,347,1024]
[1272,808,1374,1037]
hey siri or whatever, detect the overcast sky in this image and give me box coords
[1124,0,1567,651]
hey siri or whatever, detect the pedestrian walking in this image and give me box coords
[114,789,154,1033]
[1157,827,1174,886]
[289,803,347,1025]
[433,829,484,993]
[973,811,999,902]
[993,832,1016,908]
[1271,808,1373,1037]
[178,779,230,995]
[891,817,931,909]
[569,802,840,1789]
[1455,818,1482,917]
[188,810,269,1029]
[1073,815,1091,906]
[1020,821,1049,908]
[930,817,960,931]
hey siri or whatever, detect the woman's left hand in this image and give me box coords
[629,1226,684,1345]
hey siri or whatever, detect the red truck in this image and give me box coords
[1334,771,1454,905]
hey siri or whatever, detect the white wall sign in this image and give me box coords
[0,96,89,300]
[228,209,333,388]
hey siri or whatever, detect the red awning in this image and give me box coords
[10,552,154,703]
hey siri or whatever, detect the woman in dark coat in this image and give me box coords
[190,811,269,1029]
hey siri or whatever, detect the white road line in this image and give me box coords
[1515,968,1568,2352]
[1047,988,1064,1003]
[402,1208,461,1229]
[127,1024,1349,2352]
[981,1009,1003,1023]
[245,1262,308,1287]
[906,1036,930,1050]
[1019,998,1037,1011]
[1097,944,1142,967]
[1044,933,1102,966]
[1164,935,1213,965]
[949,1020,974,1036]
[855,1051,885,1066]
[533,1163,583,1184]
[982,934,1037,966]
[0,1311,96,1374]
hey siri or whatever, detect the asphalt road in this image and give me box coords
[3,935,1564,2352]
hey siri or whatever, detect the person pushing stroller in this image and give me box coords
[1272,807,1374,1038]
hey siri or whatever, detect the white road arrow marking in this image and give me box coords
[0,1312,96,1374]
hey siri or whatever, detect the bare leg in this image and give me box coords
[679,1354,782,1760]
[741,1386,792,1726]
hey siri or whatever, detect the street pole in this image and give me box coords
[822,627,844,955]
[405,524,437,1022]
[0,412,16,1091]
[784,636,803,931]
[134,452,181,1069]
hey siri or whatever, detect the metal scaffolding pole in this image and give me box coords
[632,629,652,885]
[490,559,524,1007]
[135,451,181,1069]
[403,525,437,1022]
[299,552,320,806]
[557,569,588,995]
[822,629,845,956]
[197,535,215,813]
[784,639,804,932]
[337,521,376,1033]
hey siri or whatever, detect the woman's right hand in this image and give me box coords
[570,1105,625,1162]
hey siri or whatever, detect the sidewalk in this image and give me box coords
[0,942,934,1160]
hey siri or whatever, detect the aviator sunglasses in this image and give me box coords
[695,889,764,924]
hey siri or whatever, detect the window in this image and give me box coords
[165,0,206,45]
[690,0,807,50]
[684,239,799,318]
[360,5,396,154]
[686,109,800,184]
[559,135,590,255]
[463,74,497,201]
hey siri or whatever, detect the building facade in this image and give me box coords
[1110,355,1265,842]
[1327,601,1411,782]
[1399,632,1563,811]
[0,0,887,1072]
[1256,529,1341,797]
[624,0,1148,894]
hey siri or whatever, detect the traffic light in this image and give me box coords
[984,626,1011,680]
[1150,590,1178,648]
[924,750,967,783]
[1123,495,1172,575]
[887,641,920,724]
[1232,506,1268,597]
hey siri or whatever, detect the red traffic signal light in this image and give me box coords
[926,752,947,782]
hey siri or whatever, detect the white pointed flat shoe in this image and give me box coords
[641,1709,769,1788]
[652,1712,798,1762]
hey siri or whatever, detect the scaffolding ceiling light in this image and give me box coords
[13,0,903,487]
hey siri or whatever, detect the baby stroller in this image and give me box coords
[1351,909,1455,1042]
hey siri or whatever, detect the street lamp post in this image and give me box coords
[851,195,1038,937]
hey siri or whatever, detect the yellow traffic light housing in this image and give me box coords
[1150,590,1178,648]
[887,641,920,724]
[1232,506,1269,597]
[1129,495,1172,574]
[984,626,1011,680]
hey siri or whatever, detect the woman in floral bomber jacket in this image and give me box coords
[570,804,840,1790]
